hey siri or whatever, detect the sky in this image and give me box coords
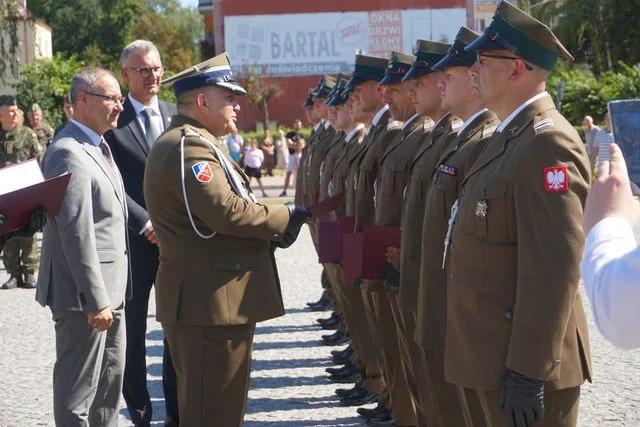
[179,0,199,8]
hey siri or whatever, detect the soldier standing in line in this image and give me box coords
[28,103,55,148]
[413,27,500,426]
[0,95,44,289]
[333,52,391,417]
[445,2,592,425]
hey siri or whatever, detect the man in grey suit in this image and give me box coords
[36,67,131,426]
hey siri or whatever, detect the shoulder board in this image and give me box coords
[451,118,464,132]
[481,125,498,139]
[533,117,555,134]
[387,121,402,130]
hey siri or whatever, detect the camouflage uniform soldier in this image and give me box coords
[28,103,54,149]
[0,95,44,289]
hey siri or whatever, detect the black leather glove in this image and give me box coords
[273,202,311,249]
[13,207,48,237]
[498,369,545,427]
[374,263,400,291]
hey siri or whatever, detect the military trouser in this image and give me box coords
[2,236,39,277]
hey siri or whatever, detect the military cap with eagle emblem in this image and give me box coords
[162,52,247,97]
[303,89,315,107]
[432,27,480,70]
[464,0,573,70]
[312,75,337,99]
[326,74,351,107]
[379,51,413,86]
[343,53,388,92]
[402,40,451,81]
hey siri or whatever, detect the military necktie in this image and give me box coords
[99,138,124,202]
[141,107,161,149]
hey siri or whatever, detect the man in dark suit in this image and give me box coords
[104,40,178,427]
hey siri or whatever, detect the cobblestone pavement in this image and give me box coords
[1,177,639,425]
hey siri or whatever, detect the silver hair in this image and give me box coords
[120,40,160,67]
[70,67,113,103]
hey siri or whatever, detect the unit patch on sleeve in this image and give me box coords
[544,165,568,192]
[192,161,213,183]
[438,163,458,177]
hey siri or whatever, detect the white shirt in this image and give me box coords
[244,148,264,169]
[458,108,489,135]
[595,128,614,165]
[324,120,333,130]
[313,121,323,132]
[345,123,365,143]
[69,119,102,146]
[496,91,549,133]
[128,93,164,137]
[581,216,640,348]
[402,114,420,130]
[367,105,389,135]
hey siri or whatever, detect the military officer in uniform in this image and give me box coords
[334,53,391,414]
[143,53,310,426]
[27,103,55,148]
[414,27,499,426]
[0,209,47,253]
[445,2,592,425]
[0,95,43,289]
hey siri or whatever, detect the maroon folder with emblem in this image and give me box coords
[361,225,401,280]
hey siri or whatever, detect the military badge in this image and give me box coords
[438,163,457,176]
[544,165,568,192]
[192,161,213,183]
[475,199,488,218]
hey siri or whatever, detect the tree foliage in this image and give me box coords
[13,53,84,128]
[239,67,284,131]
[0,0,21,83]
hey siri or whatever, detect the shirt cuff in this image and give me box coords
[587,216,635,248]
[139,220,152,235]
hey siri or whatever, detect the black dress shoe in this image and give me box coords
[331,345,352,358]
[357,402,387,419]
[335,384,363,398]
[317,311,340,324]
[366,409,395,426]
[329,367,360,384]
[325,362,353,375]
[320,319,341,330]
[322,333,350,346]
[340,389,378,406]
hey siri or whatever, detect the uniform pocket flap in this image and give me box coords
[97,249,117,263]
[209,245,262,272]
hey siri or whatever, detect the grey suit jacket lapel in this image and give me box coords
[68,123,126,211]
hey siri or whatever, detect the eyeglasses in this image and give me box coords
[127,66,165,78]
[85,92,125,105]
[477,53,534,71]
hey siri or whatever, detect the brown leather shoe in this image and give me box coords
[21,273,37,289]
[1,276,19,289]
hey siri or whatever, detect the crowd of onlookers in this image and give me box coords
[223,119,306,197]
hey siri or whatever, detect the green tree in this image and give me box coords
[239,67,283,131]
[0,0,21,83]
[13,53,85,128]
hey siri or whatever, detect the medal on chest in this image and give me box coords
[475,199,488,218]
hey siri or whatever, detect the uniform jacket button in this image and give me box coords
[504,310,513,321]
[449,272,454,280]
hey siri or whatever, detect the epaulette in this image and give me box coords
[533,115,555,134]
[481,124,498,139]
[387,121,402,130]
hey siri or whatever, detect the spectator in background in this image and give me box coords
[280,119,303,197]
[292,139,305,180]
[595,112,614,169]
[244,140,268,197]
[274,129,289,171]
[583,115,600,164]
[261,129,275,176]
[55,95,74,135]
[582,143,640,348]
[226,122,244,163]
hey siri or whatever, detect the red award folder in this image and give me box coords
[361,225,401,280]
[308,192,344,219]
[0,160,71,234]
[318,215,356,263]
[342,232,363,284]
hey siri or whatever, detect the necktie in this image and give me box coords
[99,139,123,200]
[141,107,161,148]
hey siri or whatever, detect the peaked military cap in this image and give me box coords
[162,52,247,97]
[312,75,337,99]
[344,53,388,92]
[0,95,17,107]
[379,51,413,86]
[326,74,350,107]
[303,90,315,108]
[432,27,480,70]
[403,40,451,81]
[465,0,573,70]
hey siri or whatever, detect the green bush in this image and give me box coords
[13,53,85,129]
[239,127,312,145]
